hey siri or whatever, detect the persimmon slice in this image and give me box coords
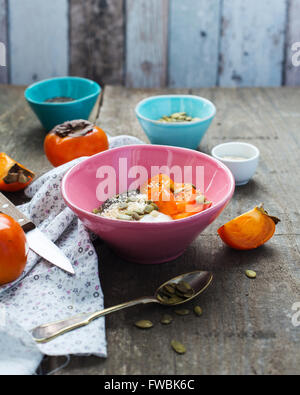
[0,153,35,192]
[218,205,280,250]
[141,174,178,216]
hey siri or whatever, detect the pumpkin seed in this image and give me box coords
[183,290,195,299]
[131,212,141,221]
[128,196,137,202]
[175,309,190,316]
[245,270,257,279]
[171,112,185,119]
[176,281,192,294]
[164,285,176,295]
[119,202,129,210]
[194,306,203,317]
[151,203,159,211]
[160,314,173,325]
[171,340,186,355]
[157,294,165,303]
[134,320,153,329]
[144,204,154,214]
[117,214,132,221]
[167,295,184,305]
[157,294,170,304]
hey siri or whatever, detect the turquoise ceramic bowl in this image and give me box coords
[135,95,216,150]
[25,77,101,131]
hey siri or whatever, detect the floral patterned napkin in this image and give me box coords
[0,135,144,374]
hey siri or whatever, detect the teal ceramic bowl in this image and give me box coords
[25,77,101,131]
[135,95,216,150]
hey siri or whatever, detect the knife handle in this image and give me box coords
[0,192,35,233]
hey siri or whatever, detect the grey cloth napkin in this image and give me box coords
[0,135,144,375]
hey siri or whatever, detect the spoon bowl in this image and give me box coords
[32,271,213,343]
[155,271,213,306]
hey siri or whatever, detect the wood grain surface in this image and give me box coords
[285,0,300,86]
[0,84,299,375]
[9,0,69,85]
[0,0,8,84]
[125,0,169,88]
[219,0,287,87]
[69,0,125,86]
[168,0,221,88]
[2,0,300,88]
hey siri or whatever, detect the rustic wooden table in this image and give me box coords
[0,85,299,375]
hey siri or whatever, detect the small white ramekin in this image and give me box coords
[211,142,260,186]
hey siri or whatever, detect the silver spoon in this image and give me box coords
[31,271,213,343]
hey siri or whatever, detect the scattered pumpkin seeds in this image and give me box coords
[174,309,190,316]
[160,314,173,325]
[245,270,257,279]
[134,320,154,329]
[194,306,203,317]
[171,340,186,355]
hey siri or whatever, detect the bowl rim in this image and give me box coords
[135,95,216,126]
[211,142,260,163]
[24,76,101,106]
[61,145,235,227]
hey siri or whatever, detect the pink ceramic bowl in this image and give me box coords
[62,145,235,264]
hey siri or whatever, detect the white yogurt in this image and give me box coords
[140,211,173,223]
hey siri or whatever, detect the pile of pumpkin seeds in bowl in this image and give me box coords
[158,112,201,123]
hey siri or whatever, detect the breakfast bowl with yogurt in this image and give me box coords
[62,145,235,264]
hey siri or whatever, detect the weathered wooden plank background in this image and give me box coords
[0,0,8,84]
[168,0,221,88]
[285,0,300,85]
[8,0,69,85]
[219,0,287,87]
[0,0,300,87]
[69,0,125,86]
[126,0,169,88]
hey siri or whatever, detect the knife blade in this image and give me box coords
[0,192,75,275]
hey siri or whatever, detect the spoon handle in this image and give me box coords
[31,297,158,343]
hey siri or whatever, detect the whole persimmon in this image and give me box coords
[44,120,109,167]
[0,214,28,285]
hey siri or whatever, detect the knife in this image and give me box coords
[0,192,75,275]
